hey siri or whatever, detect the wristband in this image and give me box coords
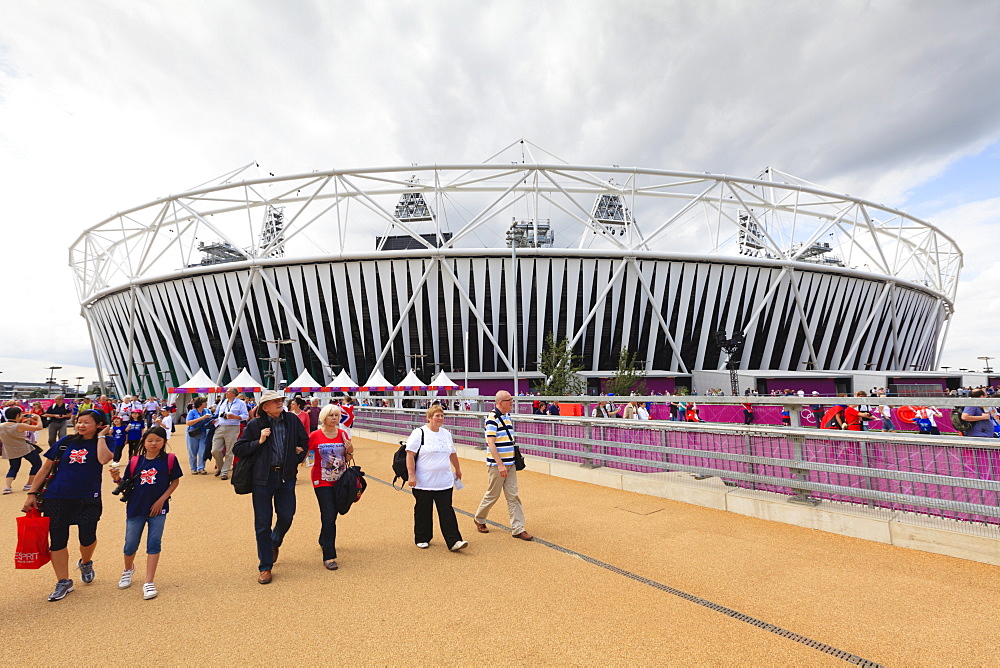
[27,492,39,496]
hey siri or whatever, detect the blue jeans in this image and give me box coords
[186,431,206,471]
[124,514,167,556]
[251,469,297,571]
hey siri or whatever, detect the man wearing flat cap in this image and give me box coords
[233,389,309,584]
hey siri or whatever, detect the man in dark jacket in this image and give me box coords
[233,390,308,584]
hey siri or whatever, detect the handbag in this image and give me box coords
[36,441,69,511]
[513,445,526,471]
[15,509,51,569]
[231,418,266,495]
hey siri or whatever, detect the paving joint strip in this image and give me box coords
[369,474,883,667]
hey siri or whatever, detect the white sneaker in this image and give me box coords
[416,542,429,549]
[118,569,134,589]
[450,540,469,552]
[143,582,158,600]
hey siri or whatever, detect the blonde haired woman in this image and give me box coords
[406,405,467,551]
[307,404,353,570]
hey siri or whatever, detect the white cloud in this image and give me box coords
[0,0,999,384]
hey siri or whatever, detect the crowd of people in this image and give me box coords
[5,387,535,601]
[7,377,1000,602]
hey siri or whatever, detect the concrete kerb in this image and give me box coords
[357,427,1000,567]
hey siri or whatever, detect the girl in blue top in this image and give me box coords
[109,426,182,600]
[125,411,144,459]
[22,409,114,602]
[108,415,128,463]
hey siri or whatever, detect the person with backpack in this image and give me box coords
[405,404,467,552]
[821,401,847,429]
[232,390,308,585]
[108,426,182,600]
[307,405,353,570]
[961,389,997,438]
[21,409,114,602]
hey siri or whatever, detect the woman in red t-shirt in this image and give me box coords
[307,405,353,571]
[289,397,310,434]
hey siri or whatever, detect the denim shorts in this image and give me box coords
[123,513,167,556]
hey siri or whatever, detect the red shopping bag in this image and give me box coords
[15,509,51,569]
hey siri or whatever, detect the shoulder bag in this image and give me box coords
[231,416,267,495]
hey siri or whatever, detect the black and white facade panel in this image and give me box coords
[70,147,961,397]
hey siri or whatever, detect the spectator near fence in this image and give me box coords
[961,389,997,438]
[473,390,532,542]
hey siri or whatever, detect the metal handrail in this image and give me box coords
[357,407,1000,524]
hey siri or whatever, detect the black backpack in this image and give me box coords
[392,427,424,489]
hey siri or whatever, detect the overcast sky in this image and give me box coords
[1,0,999,386]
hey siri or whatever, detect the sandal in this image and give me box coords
[2,488,11,495]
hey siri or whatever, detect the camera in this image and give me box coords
[112,475,137,502]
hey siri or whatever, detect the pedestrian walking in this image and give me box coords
[406,405,467,552]
[109,426,182,600]
[22,409,114,602]
[473,391,532,541]
[185,397,213,474]
[307,405,353,570]
[42,395,72,446]
[211,388,248,480]
[125,411,144,459]
[232,390,308,584]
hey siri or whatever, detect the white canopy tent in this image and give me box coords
[168,368,222,394]
[328,370,360,392]
[396,370,429,390]
[285,369,327,392]
[428,370,463,389]
[225,368,265,393]
[361,369,395,391]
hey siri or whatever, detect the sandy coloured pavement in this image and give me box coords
[1,427,999,666]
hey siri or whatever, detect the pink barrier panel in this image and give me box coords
[357,409,999,524]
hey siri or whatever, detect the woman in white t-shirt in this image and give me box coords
[405,405,467,552]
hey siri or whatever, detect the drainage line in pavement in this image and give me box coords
[368,474,883,667]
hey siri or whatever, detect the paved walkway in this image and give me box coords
[2,429,998,665]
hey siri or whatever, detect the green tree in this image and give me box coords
[604,347,647,397]
[535,332,586,396]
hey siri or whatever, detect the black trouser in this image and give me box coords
[6,450,42,479]
[49,522,98,552]
[127,440,141,459]
[743,410,753,425]
[313,486,339,560]
[412,488,462,548]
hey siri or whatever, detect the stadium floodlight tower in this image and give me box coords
[259,206,286,258]
[394,179,434,223]
[506,218,554,248]
[592,193,634,236]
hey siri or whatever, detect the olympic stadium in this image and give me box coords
[69,141,962,398]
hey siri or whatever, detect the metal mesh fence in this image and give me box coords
[356,408,1000,536]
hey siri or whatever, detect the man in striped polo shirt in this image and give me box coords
[473,390,532,540]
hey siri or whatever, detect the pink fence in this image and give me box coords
[357,409,1000,524]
